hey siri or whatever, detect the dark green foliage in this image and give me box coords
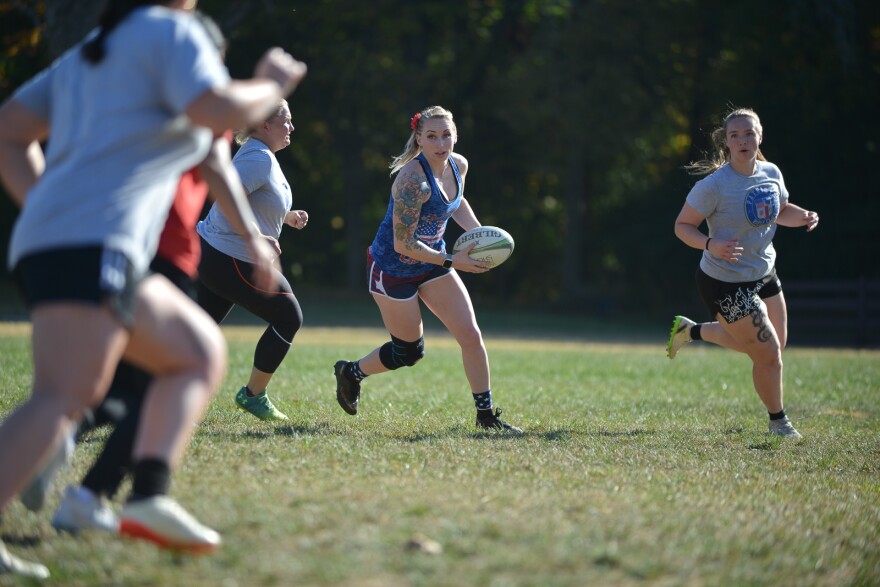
[1,0,878,317]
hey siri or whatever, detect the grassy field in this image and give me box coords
[0,322,878,586]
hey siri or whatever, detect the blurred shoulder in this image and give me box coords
[450,152,468,175]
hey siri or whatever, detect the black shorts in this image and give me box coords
[13,246,142,328]
[695,267,783,324]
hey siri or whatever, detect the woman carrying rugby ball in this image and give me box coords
[333,105,522,433]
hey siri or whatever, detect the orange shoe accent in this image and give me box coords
[119,519,219,555]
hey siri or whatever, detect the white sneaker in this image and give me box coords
[51,485,119,533]
[0,540,50,579]
[666,315,696,359]
[20,425,76,512]
[120,496,221,554]
[769,416,803,439]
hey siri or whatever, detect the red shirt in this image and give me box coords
[155,167,208,278]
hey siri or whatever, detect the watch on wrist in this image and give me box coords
[442,253,454,269]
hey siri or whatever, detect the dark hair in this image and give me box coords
[81,0,164,64]
[193,10,227,56]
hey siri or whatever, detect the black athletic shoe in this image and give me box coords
[334,361,360,415]
[475,408,523,434]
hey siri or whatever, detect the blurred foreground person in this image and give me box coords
[0,0,305,577]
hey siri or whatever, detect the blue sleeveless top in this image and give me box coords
[370,153,463,277]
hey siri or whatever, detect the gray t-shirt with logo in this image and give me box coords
[7,6,229,273]
[197,138,292,263]
[686,161,789,283]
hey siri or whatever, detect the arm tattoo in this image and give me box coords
[751,308,773,343]
[393,171,428,251]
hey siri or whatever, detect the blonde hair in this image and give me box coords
[389,105,456,176]
[234,99,289,146]
[684,107,767,176]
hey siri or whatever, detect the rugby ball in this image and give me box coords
[452,226,515,268]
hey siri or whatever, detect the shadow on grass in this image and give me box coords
[588,428,652,438]
[251,421,339,438]
[210,424,655,443]
[0,534,42,547]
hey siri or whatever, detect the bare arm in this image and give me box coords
[0,100,48,206]
[198,138,278,291]
[452,197,480,231]
[186,48,307,135]
[674,202,743,262]
[776,201,819,231]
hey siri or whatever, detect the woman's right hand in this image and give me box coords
[450,244,491,274]
[255,48,307,97]
[707,238,744,262]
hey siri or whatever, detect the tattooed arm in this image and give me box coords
[391,163,442,264]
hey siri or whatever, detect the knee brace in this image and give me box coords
[379,335,425,370]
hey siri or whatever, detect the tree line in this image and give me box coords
[1,0,877,316]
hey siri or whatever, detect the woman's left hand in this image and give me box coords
[285,210,309,230]
[804,210,819,232]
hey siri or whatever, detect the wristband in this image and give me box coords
[705,237,712,251]
[442,253,454,269]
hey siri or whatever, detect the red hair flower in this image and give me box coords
[410,112,421,131]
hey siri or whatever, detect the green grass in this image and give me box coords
[1,323,879,586]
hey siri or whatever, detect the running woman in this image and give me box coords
[666,107,819,439]
[196,98,308,422]
[333,105,522,433]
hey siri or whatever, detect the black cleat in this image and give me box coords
[334,360,360,415]
[475,408,523,434]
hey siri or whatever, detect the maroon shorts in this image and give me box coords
[367,250,451,300]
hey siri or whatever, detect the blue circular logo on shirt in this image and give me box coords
[744,184,779,227]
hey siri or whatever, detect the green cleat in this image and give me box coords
[666,315,696,359]
[234,387,289,422]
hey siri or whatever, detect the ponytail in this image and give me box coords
[82,1,164,64]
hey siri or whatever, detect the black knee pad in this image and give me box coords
[379,335,425,370]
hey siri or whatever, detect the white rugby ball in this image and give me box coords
[452,226,515,268]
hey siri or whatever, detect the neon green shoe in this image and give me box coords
[234,387,289,421]
[666,315,696,359]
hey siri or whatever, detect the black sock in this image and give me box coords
[129,458,171,501]
[768,409,786,421]
[348,361,367,382]
[473,390,492,412]
[82,410,140,500]
[691,324,703,341]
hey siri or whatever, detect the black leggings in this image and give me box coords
[196,238,303,373]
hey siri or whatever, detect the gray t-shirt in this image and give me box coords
[686,161,789,282]
[7,6,229,273]
[197,138,292,263]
